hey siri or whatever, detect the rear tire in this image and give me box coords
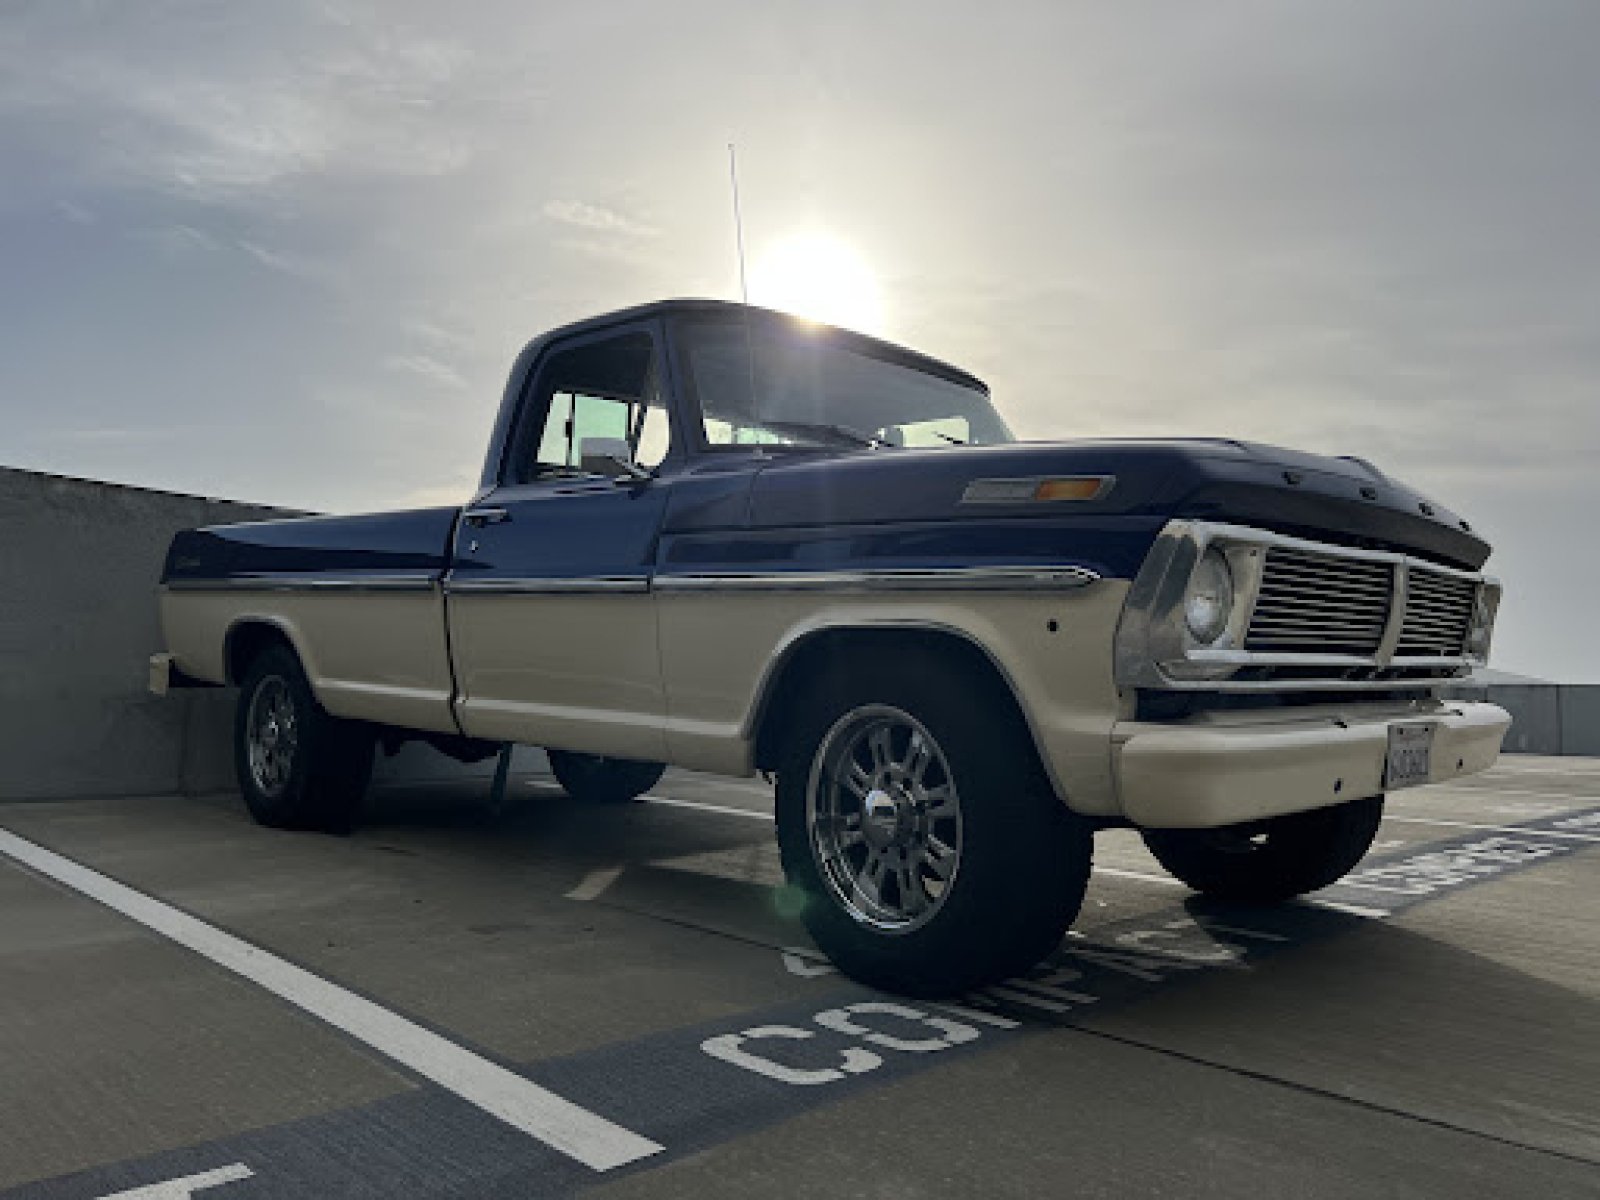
[235,643,374,833]
[774,651,1091,998]
[547,749,665,804]
[1141,796,1384,902]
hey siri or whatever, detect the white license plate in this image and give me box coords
[1385,722,1435,790]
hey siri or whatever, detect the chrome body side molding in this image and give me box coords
[653,565,1101,594]
[163,575,438,593]
[166,566,1101,597]
[446,576,650,595]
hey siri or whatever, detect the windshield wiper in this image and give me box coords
[531,464,599,479]
[755,419,887,449]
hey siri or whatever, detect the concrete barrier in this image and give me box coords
[1557,686,1600,756]
[1439,682,1600,756]
[0,467,534,803]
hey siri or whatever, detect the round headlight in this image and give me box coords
[1464,586,1496,659]
[1184,548,1235,645]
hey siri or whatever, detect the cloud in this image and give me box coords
[45,427,181,443]
[237,239,338,284]
[0,3,474,202]
[541,199,659,239]
[132,223,225,255]
[54,200,95,225]
[385,353,468,391]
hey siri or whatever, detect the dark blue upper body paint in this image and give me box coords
[162,508,459,583]
[160,299,1491,587]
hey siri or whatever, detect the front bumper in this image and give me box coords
[1113,700,1510,829]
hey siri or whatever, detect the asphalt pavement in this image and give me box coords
[1,756,1596,1198]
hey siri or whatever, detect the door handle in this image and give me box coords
[463,506,511,527]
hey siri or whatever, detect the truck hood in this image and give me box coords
[741,438,1488,570]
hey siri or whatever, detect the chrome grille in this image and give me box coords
[1398,569,1477,657]
[1115,518,1497,694]
[1245,547,1394,656]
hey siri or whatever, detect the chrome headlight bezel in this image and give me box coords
[1114,524,1266,685]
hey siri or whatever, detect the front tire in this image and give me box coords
[547,749,665,804]
[1141,796,1384,902]
[235,643,374,833]
[775,652,1091,997]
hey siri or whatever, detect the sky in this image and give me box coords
[1,1,1596,680]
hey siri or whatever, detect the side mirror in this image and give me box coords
[579,437,651,481]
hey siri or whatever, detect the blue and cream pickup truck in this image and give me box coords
[152,298,1509,995]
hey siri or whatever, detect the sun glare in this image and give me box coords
[748,232,885,335]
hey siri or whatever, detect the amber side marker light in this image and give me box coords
[962,476,1116,504]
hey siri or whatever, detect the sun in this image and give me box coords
[748,232,885,335]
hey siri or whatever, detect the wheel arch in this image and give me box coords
[224,617,313,687]
[749,622,1056,794]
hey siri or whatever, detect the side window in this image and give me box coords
[508,331,672,483]
[889,416,971,447]
[536,392,630,467]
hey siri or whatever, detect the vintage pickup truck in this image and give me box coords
[152,298,1509,995]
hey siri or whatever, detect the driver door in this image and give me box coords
[445,322,675,759]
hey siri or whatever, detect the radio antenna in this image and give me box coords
[728,142,760,431]
[729,142,750,304]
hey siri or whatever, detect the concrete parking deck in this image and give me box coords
[2,758,1596,1198]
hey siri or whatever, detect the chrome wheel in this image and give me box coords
[806,705,963,933]
[246,675,298,798]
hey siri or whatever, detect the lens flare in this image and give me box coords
[749,232,885,334]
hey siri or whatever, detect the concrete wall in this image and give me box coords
[0,467,528,802]
[1558,686,1600,756]
[1442,682,1600,756]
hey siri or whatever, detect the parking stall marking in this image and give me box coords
[1420,784,1600,803]
[0,829,663,1174]
[565,865,624,901]
[1330,835,1569,898]
[1380,815,1600,843]
[645,798,1390,919]
[5,800,1595,1196]
[96,1166,252,1200]
[644,795,771,822]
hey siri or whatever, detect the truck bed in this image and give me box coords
[159,507,463,736]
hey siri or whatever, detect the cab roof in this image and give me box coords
[522,298,989,394]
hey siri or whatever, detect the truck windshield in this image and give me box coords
[677,314,1014,450]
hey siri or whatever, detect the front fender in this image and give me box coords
[654,580,1131,817]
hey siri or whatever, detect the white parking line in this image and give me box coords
[1422,785,1599,803]
[1381,815,1600,843]
[566,865,624,901]
[1091,865,1388,918]
[646,795,773,822]
[643,804,1398,915]
[1309,898,1391,919]
[983,984,1072,1013]
[98,1164,253,1199]
[647,794,1600,853]
[935,1003,1021,1030]
[652,796,1499,920]
[1092,865,1186,888]
[0,829,663,1173]
[1483,764,1600,779]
